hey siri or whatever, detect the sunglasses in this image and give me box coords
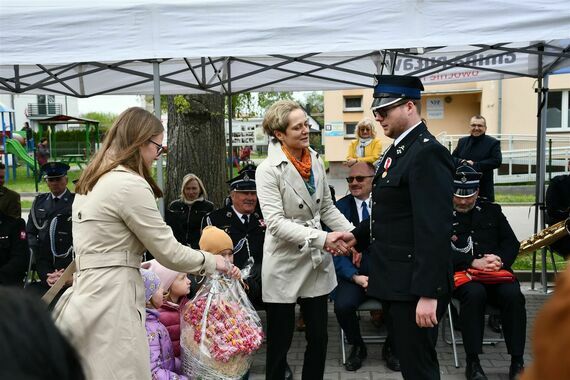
[148,139,164,155]
[373,101,407,118]
[346,175,374,183]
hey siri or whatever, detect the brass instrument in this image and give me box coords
[519,218,570,254]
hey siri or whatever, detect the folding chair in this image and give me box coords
[339,297,387,365]
[441,298,505,368]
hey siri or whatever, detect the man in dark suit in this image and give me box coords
[334,162,400,372]
[545,174,570,258]
[0,211,28,286]
[0,162,21,219]
[351,75,455,379]
[452,115,502,201]
[451,165,526,380]
[26,162,75,290]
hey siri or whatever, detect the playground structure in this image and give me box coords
[0,111,100,183]
[36,115,100,169]
[0,104,34,182]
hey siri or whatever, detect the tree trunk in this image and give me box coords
[165,94,227,208]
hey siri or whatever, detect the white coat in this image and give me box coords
[54,166,216,380]
[256,141,353,303]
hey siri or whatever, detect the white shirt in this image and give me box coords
[394,120,422,146]
[354,196,371,222]
[231,206,249,224]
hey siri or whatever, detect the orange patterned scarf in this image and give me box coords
[282,145,312,181]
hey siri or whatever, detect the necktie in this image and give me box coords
[361,201,369,221]
[53,197,60,203]
[242,214,249,225]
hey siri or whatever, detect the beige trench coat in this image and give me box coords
[256,141,353,303]
[54,166,216,380]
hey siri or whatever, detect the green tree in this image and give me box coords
[79,112,117,130]
[258,91,294,111]
[165,94,227,207]
[304,91,324,127]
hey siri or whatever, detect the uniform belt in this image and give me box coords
[75,251,142,271]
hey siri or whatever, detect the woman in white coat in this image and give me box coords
[256,100,355,380]
[54,107,239,380]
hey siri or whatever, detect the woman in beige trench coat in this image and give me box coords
[54,107,239,380]
[256,100,356,380]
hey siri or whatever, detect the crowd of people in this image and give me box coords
[0,75,567,380]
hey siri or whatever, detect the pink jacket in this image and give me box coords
[158,298,187,358]
[145,309,188,380]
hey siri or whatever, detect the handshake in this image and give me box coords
[324,231,357,257]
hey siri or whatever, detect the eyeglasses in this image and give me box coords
[346,175,374,183]
[148,139,164,155]
[359,127,371,132]
[470,123,485,129]
[372,101,407,118]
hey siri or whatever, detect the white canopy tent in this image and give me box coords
[1,0,570,290]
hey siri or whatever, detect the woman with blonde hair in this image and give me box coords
[256,100,355,379]
[345,117,382,167]
[54,107,239,380]
[165,173,214,248]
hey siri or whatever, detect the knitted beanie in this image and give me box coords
[140,268,161,303]
[199,226,234,254]
[142,259,180,291]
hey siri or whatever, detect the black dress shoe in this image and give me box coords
[509,361,524,380]
[381,342,401,372]
[284,363,293,380]
[344,343,367,371]
[465,361,488,380]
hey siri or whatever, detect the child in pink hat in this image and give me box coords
[140,268,188,380]
[143,260,191,358]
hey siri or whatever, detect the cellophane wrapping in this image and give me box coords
[180,273,264,379]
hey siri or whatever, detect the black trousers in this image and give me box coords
[265,295,328,380]
[453,281,526,356]
[381,298,448,380]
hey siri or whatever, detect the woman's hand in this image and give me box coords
[324,232,356,256]
[214,255,241,279]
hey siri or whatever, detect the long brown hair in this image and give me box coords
[75,107,164,197]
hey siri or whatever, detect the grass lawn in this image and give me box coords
[513,250,567,271]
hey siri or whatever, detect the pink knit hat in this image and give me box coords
[141,259,180,291]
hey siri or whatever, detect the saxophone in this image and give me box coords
[519,218,570,254]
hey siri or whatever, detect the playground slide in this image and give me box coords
[5,138,36,170]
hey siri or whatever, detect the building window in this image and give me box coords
[546,90,570,130]
[345,122,357,137]
[344,96,363,112]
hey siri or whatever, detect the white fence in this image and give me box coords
[438,134,570,184]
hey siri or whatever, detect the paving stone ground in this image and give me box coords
[247,283,550,379]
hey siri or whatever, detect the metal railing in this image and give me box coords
[27,103,62,116]
[436,133,570,184]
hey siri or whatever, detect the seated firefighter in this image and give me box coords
[332,162,400,372]
[451,165,526,380]
[545,174,570,259]
[26,162,75,290]
[201,169,265,308]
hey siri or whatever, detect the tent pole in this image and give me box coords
[153,60,165,216]
[227,58,234,180]
[531,44,548,292]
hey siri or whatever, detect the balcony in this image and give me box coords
[27,103,62,116]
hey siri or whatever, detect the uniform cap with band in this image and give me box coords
[371,74,425,112]
[454,165,483,198]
